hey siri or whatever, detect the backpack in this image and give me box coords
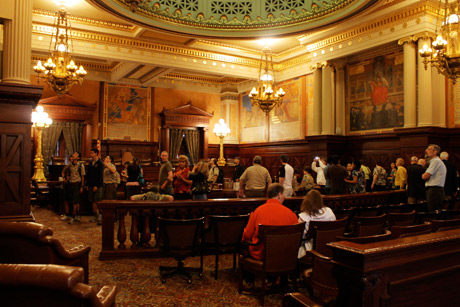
[216,166,224,184]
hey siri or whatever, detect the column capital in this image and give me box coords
[310,61,328,71]
[413,31,436,42]
[397,36,415,46]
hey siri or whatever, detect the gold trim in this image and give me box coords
[304,2,437,53]
[33,8,135,31]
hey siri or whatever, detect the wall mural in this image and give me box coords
[346,53,404,132]
[270,77,303,141]
[102,83,151,141]
[240,77,303,143]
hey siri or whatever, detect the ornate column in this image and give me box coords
[321,63,335,135]
[417,37,434,126]
[2,0,33,84]
[398,37,417,128]
[220,88,239,144]
[311,64,322,135]
[431,67,446,127]
[335,63,346,135]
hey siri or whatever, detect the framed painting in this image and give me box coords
[346,53,404,133]
[102,83,151,141]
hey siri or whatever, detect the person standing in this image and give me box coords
[371,162,387,191]
[61,152,85,224]
[361,162,372,192]
[326,155,348,195]
[239,156,272,198]
[279,155,294,197]
[125,158,142,200]
[232,157,245,182]
[423,144,447,212]
[311,156,326,188]
[407,157,426,204]
[345,160,365,194]
[173,155,192,200]
[208,158,220,189]
[394,158,407,190]
[102,155,118,200]
[86,148,104,224]
[440,151,458,200]
[189,161,209,200]
[298,166,315,194]
[159,151,173,195]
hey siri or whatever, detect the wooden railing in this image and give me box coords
[97,190,406,259]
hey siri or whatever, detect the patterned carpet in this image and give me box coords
[31,207,303,306]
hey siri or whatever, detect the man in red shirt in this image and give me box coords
[242,183,298,260]
[241,183,298,287]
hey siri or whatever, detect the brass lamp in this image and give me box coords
[33,8,87,97]
[419,0,460,83]
[213,119,231,166]
[249,46,285,115]
[31,106,53,182]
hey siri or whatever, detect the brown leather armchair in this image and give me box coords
[0,222,91,283]
[0,263,116,307]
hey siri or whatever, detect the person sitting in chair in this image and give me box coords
[241,183,298,287]
[130,184,174,201]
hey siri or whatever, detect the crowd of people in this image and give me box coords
[58,144,458,226]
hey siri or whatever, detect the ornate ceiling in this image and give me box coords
[28,0,432,92]
[90,0,378,37]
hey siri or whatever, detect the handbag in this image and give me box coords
[192,180,210,195]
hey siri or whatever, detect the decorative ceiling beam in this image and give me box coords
[110,62,140,82]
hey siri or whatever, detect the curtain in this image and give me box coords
[62,122,83,156]
[41,122,64,175]
[169,128,184,161]
[184,129,200,165]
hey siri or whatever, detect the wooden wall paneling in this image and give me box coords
[0,83,43,221]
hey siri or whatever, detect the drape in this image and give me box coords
[41,122,64,175]
[184,129,200,165]
[62,122,83,156]
[169,128,184,161]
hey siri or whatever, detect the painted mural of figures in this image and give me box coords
[350,106,364,131]
[369,75,389,105]
[370,105,381,129]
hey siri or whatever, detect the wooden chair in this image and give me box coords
[389,223,432,239]
[307,217,348,257]
[388,210,416,227]
[0,264,117,307]
[283,293,324,307]
[299,217,348,268]
[158,216,204,284]
[432,219,460,232]
[0,222,91,283]
[31,179,50,208]
[337,230,392,244]
[303,250,339,305]
[239,222,305,306]
[202,214,250,280]
[349,214,387,237]
[356,205,383,216]
[332,207,355,221]
[415,211,441,224]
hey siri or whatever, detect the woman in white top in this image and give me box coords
[298,189,336,258]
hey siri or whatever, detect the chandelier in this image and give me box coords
[213,119,231,166]
[33,8,87,97]
[419,0,460,83]
[249,47,285,115]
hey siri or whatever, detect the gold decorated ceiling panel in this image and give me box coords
[90,0,378,38]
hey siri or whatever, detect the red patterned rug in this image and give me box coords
[32,207,305,306]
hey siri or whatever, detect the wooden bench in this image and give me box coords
[97,190,406,259]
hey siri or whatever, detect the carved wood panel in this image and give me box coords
[0,124,31,218]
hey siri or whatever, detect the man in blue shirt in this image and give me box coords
[422,144,447,212]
